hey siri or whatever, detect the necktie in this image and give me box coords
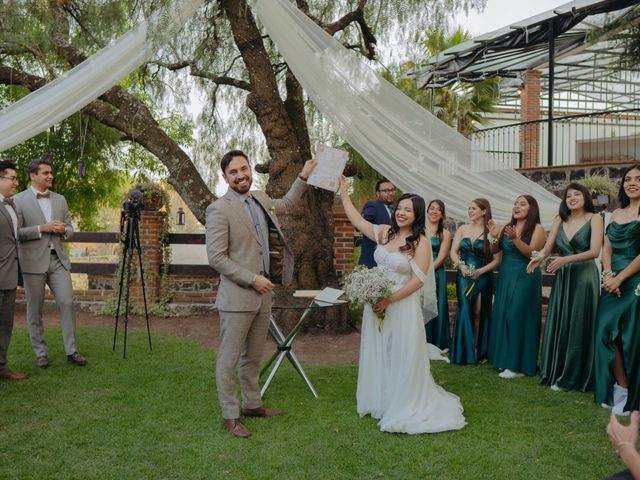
[245,197,270,276]
[37,192,50,199]
[3,197,12,206]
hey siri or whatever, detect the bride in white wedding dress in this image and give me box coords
[339,178,466,434]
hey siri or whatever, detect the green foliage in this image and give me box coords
[577,171,618,196]
[0,326,622,479]
[447,282,457,301]
[0,88,127,230]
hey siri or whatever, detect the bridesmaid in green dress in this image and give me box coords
[595,164,640,415]
[450,199,501,364]
[488,195,546,378]
[424,200,452,350]
[528,183,603,392]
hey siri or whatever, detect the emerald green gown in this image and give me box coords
[539,220,598,391]
[450,238,493,364]
[425,236,451,350]
[489,235,542,376]
[595,220,640,410]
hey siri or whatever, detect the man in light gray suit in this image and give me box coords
[13,155,86,368]
[206,149,316,438]
[0,160,28,381]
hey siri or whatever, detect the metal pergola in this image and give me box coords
[410,0,640,166]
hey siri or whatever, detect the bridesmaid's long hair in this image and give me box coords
[559,183,594,221]
[507,195,541,243]
[619,164,640,215]
[471,197,493,266]
[385,193,426,256]
[427,199,446,240]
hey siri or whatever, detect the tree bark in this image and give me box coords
[222,0,339,295]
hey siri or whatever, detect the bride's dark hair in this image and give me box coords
[384,193,426,256]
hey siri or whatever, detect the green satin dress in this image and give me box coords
[595,220,640,410]
[539,220,599,391]
[489,235,542,376]
[450,238,493,364]
[425,236,451,350]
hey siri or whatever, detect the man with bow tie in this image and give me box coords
[13,155,86,368]
[0,160,28,381]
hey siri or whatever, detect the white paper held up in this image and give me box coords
[307,144,348,192]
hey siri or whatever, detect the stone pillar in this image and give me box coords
[332,200,355,277]
[127,210,165,307]
[520,69,542,168]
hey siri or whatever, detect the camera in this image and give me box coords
[122,186,145,216]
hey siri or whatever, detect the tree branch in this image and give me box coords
[322,1,376,60]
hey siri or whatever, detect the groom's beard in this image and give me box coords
[229,175,252,194]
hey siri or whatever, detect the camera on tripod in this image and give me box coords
[122,186,145,217]
[114,185,152,357]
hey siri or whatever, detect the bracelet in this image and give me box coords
[603,270,615,279]
[298,174,308,181]
[487,233,498,245]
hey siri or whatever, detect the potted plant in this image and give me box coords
[129,182,169,211]
[576,172,618,207]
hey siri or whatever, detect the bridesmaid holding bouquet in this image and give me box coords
[488,195,546,378]
[449,199,500,364]
[424,200,452,351]
[595,164,640,415]
[528,183,603,392]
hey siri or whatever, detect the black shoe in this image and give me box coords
[36,356,49,368]
[67,352,87,366]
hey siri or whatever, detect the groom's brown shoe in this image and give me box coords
[222,419,251,438]
[241,405,284,418]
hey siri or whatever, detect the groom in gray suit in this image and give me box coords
[206,150,316,438]
[13,155,86,368]
[0,160,28,381]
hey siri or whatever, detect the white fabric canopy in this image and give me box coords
[253,0,560,225]
[0,0,204,153]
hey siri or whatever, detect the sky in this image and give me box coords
[453,0,570,36]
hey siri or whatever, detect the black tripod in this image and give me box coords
[113,207,152,358]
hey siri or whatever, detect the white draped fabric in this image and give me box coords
[0,0,204,153]
[253,0,560,225]
[0,0,560,225]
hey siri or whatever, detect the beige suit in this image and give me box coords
[206,178,306,418]
[0,200,21,373]
[13,188,77,358]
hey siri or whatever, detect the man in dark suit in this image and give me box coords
[0,160,28,381]
[357,178,396,268]
[206,150,316,438]
[13,155,86,368]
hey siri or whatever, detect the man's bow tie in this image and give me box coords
[36,192,50,199]
[2,197,13,206]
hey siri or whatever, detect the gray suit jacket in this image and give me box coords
[0,202,20,290]
[13,189,73,273]
[206,178,307,312]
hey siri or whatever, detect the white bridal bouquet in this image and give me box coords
[343,265,393,331]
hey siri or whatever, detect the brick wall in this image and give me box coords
[332,200,356,277]
[520,69,542,168]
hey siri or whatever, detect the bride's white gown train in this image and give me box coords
[357,243,466,434]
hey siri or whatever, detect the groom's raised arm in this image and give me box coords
[272,159,317,214]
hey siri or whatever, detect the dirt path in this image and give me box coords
[13,303,361,365]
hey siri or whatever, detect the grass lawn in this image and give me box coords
[0,326,625,479]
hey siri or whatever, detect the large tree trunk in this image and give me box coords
[222,0,347,331]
